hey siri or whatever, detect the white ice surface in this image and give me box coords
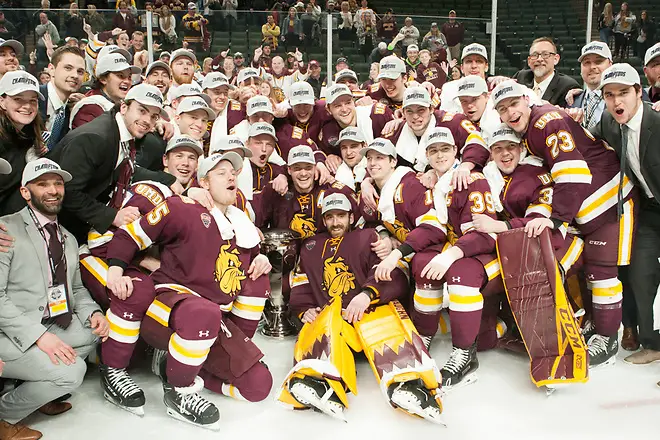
[24,331,659,440]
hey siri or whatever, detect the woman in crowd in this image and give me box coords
[636,10,656,58]
[280,7,302,53]
[222,55,236,83]
[613,2,636,60]
[599,2,614,45]
[159,5,178,51]
[450,65,462,81]
[65,3,85,40]
[338,1,355,43]
[362,62,379,89]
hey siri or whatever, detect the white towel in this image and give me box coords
[209,107,229,149]
[378,166,414,223]
[210,205,261,249]
[432,160,460,224]
[237,157,254,200]
[356,105,376,144]
[482,161,505,212]
[395,114,437,172]
[334,159,367,191]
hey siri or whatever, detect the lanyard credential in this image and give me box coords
[27,206,66,286]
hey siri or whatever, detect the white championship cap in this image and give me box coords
[335,69,358,83]
[325,83,353,104]
[377,56,406,80]
[462,43,488,61]
[287,145,316,166]
[0,71,44,100]
[197,151,243,179]
[202,72,233,90]
[289,81,315,106]
[644,42,660,66]
[165,134,204,156]
[455,75,489,97]
[96,52,141,77]
[248,122,278,141]
[0,38,23,57]
[491,80,526,108]
[407,44,419,53]
[487,124,521,149]
[246,95,274,116]
[98,44,132,63]
[338,126,366,144]
[22,158,71,186]
[237,68,261,85]
[598,63,641,90]
[145,61,172,77]
[170,48,197,65]
[360,137,397,158]
[425,127,456,149]
[578,41,613,62]
[125,84,169,119]
[0,158,10,174]
[322,192,352,214]
[402,86,431,108]
[209,134,252,157]
[176,96,216,119]
[170,82,211,105]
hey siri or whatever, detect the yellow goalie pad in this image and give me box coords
[276,299,362,409]
[353,301,443,408]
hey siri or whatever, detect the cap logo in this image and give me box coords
[325,199,343,207]
[603,70,627,80]
[650,47,660,57]
[191,99,206,107]
[229,139,242,145]
[382,63,396,70]
[458,82,475,91]
[493,128,513,137]
[145,91,163,104]
[331,87,346,96]
[34,163,59,172]
[468,45,484,53]
[292,89,310,96]
[293,151,311,158]
[407,92,426,100]
[430,132,449,140]
[252,101,268,108]
[115,58,128,64]
[494,86,514,100]
[583,44,602,53]
[11,76,37,87]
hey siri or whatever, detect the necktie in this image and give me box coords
[584,92,599,129]
[533,84,542,98]
[44,222,72,328]
[47,107,66,151]
[616,125,629,219]
[109,140,137,210]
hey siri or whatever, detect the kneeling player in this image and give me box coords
[277,194,444,424]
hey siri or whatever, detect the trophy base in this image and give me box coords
[260,302,297,338]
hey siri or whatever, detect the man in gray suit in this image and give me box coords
[592,63,660,366]
[0,158,109,440]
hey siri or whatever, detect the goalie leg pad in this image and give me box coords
[497,228,589,387]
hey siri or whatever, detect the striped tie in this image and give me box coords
[616,125,629,219]
[584,92,599,129]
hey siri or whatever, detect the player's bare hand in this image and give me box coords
[36,332,77,366]
[381,118,404,137]
[248,254,272,280]
[355,96,374,107]
[187,187,214,209]
[374,250,401,282]
[324,154,343,174]
[111,27,123,36]
[360,178,378,212]
[315,162,333,185]
[417,169,438,189]
[0,358,4,376]
[272,101,288,118]
[156,120,175,141]
[112,207,140,227]
[451,162,474,191]
[0,223,14,253]
[472,213,506,233]
[487,75,511,88]
[271,174,289,195]
[565,107,584,124]
[421,81,436,96]
[564,88,582,106]
[106,266,134,300]
[653,101,660,112]
[170,181,185,195]
[90,311,110,342]
[371,235,393,260]
[524,217,553,238]
[302,307,321,324]
[138,255,161,272]
[344,292,371,323]
[68,92,85,104]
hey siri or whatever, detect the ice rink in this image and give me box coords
[22,330,660,440]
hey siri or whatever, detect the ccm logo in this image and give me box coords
[588,240,607,246]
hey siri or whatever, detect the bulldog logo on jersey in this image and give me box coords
[322,256,356,298]
[214,244,247,296]
[384,219,409,244]
[290,213,316,239]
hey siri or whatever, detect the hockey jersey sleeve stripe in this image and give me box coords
[80,255,109,286]
[550,159,592,184]
[463,133,488,153]
[484,259,501,280]
[525,203,552,218]
[415,211,446,232]
[460,221,476,234]
[87,230,115,249]
[122,221,153,250]
[559,236,584,274]
[576,174,632,224]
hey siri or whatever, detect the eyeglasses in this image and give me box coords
[528,51,557,60]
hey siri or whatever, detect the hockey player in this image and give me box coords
[167,48,197,103]
[104,152,273,429]
[143,60,172,98]
[240,122,286,200]
[205,72,245,151]
[283,81,331,145]
[172,95,216,141]
[333,127,368,191]
[492,80,636,367]
[277,193,444,424]
[366,56,408,110]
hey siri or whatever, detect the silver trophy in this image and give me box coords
[260,229,299,338]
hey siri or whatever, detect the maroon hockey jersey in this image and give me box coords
[275,123,326,164]
[283,101,332,145]
[416,62,446,90]
[318,103,393,156]
[500,164,554,229]
[252,162,285,193]
[367,83,441,112]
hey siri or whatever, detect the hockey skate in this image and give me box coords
[439,343,479,390]
[163,376,220,431]
[388,380,445,426]
[151,348,167,380]
[587,334,618,369]
[421,335,434,351]
[100,364,146,417]
[288,376,346,422]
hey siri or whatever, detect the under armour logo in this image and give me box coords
[123,312,134,319]
[452,277,461,283]
[423,284,433,289]
[199,330,210,337]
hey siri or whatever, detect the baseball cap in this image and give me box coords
[209,134,252,157]
[449,10,457,15]
[431,22,438,27]
[491,80,526,108]
[0,158,10,174]
[335,69,358,83]
[248,122,278,141]
[287,145,316,166]
[336,57,348,66]
[233,52,244,59]
[309,60,320,68]
[96,52,141,77]
[187,2,197,9]
[22,158,72,186]
[461,43,488,61]
[338,126,365,144]
[246,95,274,116]
[170,82,211,105]
[170,48,197,65]
[176,96,216,120]
[165,134,204,156]
[455,75,489,97]
[159,51,171,60]
[289,81,315,106]
[377,56,406,80]
[197,151,243,179]
[402,86,431,108]
[0,71,44,100]
[98,44,132,63]
[202,72,233,90]
[322,192,352,214]
[578,41,612,62]
[487,124,521,149]
[325,83,353,105]
[237,68,261,85]
[598,63,641,90]
[425,127,456,149]
[0,38,23,57]
[360,138,397,158]
[145,61,172,77]
[407,44,419,53]
[125,84,168,119]
[645,42,660,66]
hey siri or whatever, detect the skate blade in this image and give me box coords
[590,355,616,370]
[442,372,478,393]
[103,392,145,417]
[290,384,347,422]
[390,394,446,426]
[166,408,220,431]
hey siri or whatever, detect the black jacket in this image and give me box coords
[512,69,580,108]
[48,109,176,242]
[0,125,37,216]
[38,83,72,149]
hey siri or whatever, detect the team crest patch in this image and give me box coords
[200,213,212,228]
[365,206,374,215]
[306,240,316,250]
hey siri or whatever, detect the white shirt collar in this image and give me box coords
[586,88,602,98]
[625,102,643,132]
[115,113,134,143]
[33,208,58,228]
[47,81,65,113]
[534,71,555,91]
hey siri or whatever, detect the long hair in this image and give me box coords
[0,103,45,154]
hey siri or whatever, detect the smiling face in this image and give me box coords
[380,76,405,99]
[248,111,274,125]
[132,33,144,51]
[171,57,194,85]
[116,33,130,49]
[580,54,612,90]
[206,85,229,113]
[366,150,396,186]
[145,67,172,95]
[426,143,457,176]
[0,90,39,129]
[491,141,523,175]
[459,94,488,122]
[292,103,314,124]
[200,160,237,208]
[323,210,353,238]
[101,70,133,102]
[0,47,19,75]
[644,57,660,88]
[496,96,531,134]
[461,54,488,78]
[259,81,272,97]
[120,100,161,139]
[288,162,316,194]
[21,174,65,217]
[163,146,199,186]
[327,94,356,127]
[527,40,559,80]
[175,109,209,141]
[248,134,275,167]
[403,104,432,135]
[340,140,363,168]
[603,84,642,125]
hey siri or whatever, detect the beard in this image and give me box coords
[172,71,193,85]
[30,190,63,216]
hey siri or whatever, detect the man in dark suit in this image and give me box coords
[591,63,660,366]
[513,37,580,108]
[48,84,180,243]
[112,1,136,37]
